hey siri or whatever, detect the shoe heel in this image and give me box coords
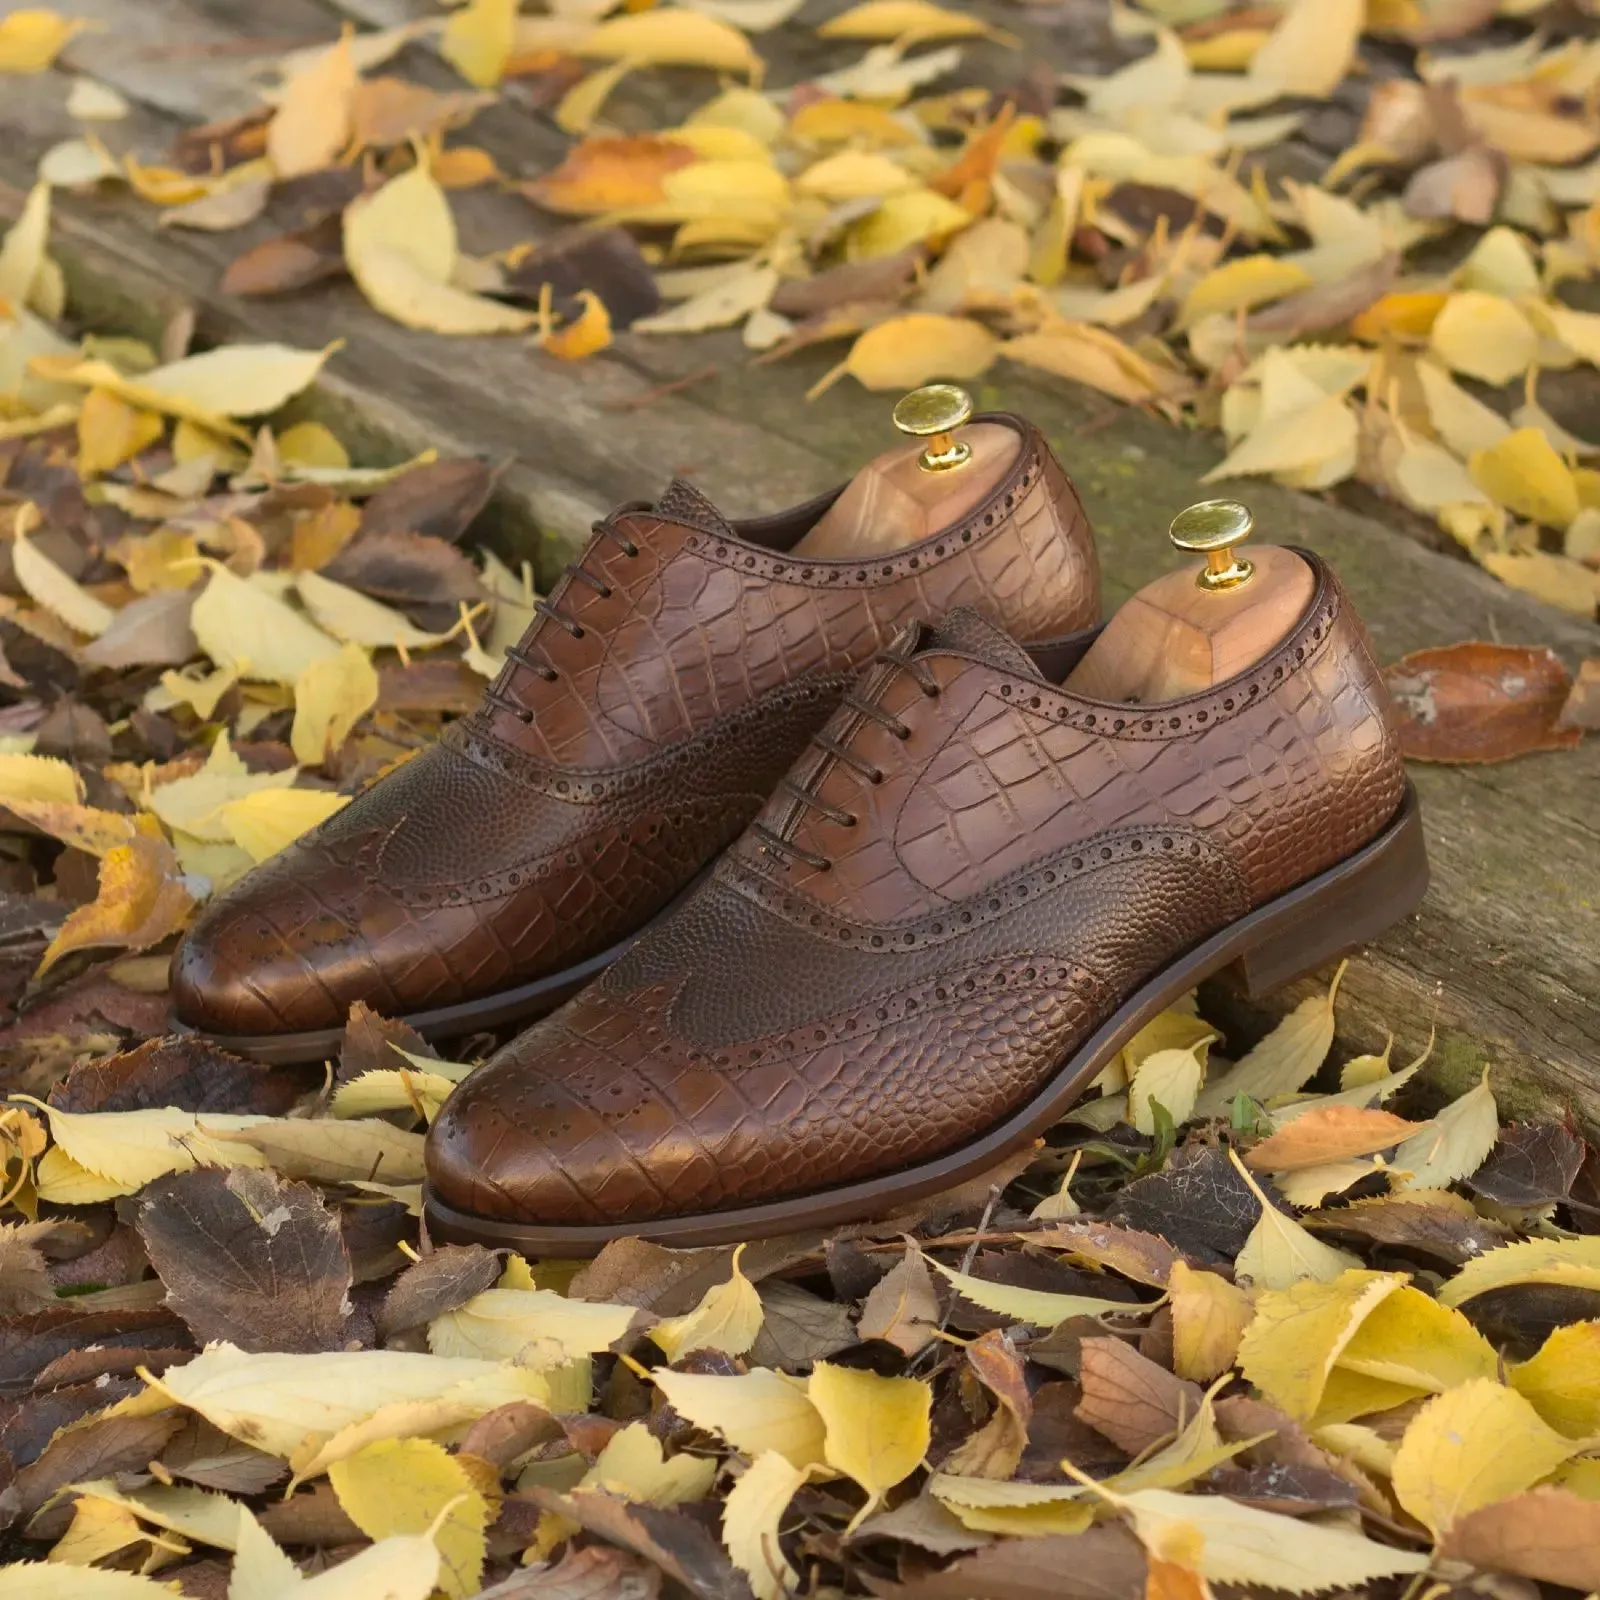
[1232,785,1429,1000]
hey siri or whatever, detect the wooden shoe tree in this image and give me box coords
[1065,500,1314,703]
[793,385,1021,559]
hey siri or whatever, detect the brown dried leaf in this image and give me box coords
[1385,643,1582,763]
[338,999,438,1085]
[1076,1337,1203,1456]
[1467,1122,1586,1207]
[323,531,486,613]
[377,1244,501,1343]
[1557,658,1600,731]
[867,1523,1148,1600]
[220,212,347,298]
[858,1244,941,1356]
[1441,1487,1600,1590]
[79,588,199,670]
[136,1166,352,1352]
[480,1546,664,1600]
[49,1034,300,1115]
[8,1410,183,1522]
[358,459,502,545]
[503,227,663,330]
[941,1330,1031,1480]
[1106,1145,1262,1265]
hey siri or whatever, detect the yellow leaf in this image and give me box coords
[1178,255,1313,328]
[836,313,996,394]
[0,9,86,73]
[556,57,638,136]
[652,1244,764,1360]
[1446,1235,1600,1312]
[1390,1380,1576,1535]
[649,1368,826,1470]
[1416,359,1511,457]
[634,264,779,335]
[152,663,241,722]
[329,1437,487,1599]
[809,1361,930,1527]
[117,527,201,594]
[1481,548,1600,616]
[1430,291,1539,385]
[1470,426,1582,529]
[818,0,1000,43]
[345,165,536,335]
[0,1561,188,1595]
[931,1257,1139,1325]
[331,1067,456,1124]
[428,1285,640,1369]
[1510,1322,1600,1438]
[1198,964,1345,1116]
[442,0,517,88]
[20,1099,270,1193]
[1391,1067,1498,1189]
[1544,301,1600,368]
[541,289,614,360]
[723,1451,806,1600]
[1230,1149,1363,1291]
[578,10,761,76]
[192,564,341,686]
[143,732,298,841]
[1118,1488,1430,1591]
[276,421,349,471]
[1248,0,1363,97]
[143,1341,550,1465]
[1335,1283,1500,1397]
[1236,1270,1405,1421]
[0,180,49,307]
[1003,322,1193,410]
[1169,1261,1253,1384]
[1130,1043,1205,1133]
[929,1475,1095,1537]
[220,789,350,864]
[66,77,128,121]
[1350,289,1449,343]
[796,149,917,202]
[295,570,452,651]
[39,834,195,974]
[63,1481,241,1553]
[76,386,164,476]
[0,751,84,807]
[845,187,970,260]
[1203,393,1358,488]
[581,1421,717,1505]
[137,342,337,419]
[12,526,115,637]
[1456,225,1541,298]
[269,29,357,179]
[291,642,378,767]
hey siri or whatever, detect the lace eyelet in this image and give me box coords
[518,710,534,724]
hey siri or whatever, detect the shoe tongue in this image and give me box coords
[655,477,736,539]
[922,607,1044,680]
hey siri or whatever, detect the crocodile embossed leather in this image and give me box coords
[424,552,1429,1252]
[170,412,1099,1061]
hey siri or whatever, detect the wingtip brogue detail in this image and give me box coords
[424,552,1425,1251]
[173,414,1099,1060]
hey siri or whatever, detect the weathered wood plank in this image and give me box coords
[2,19,1598,1133]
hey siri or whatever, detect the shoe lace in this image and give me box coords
[481,505,648,724]
[752,643,941,872]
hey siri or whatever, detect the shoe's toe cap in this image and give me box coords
[170,847,384,1038]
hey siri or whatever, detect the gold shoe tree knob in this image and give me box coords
[893,383,974,473]
[1170,499,1256,592]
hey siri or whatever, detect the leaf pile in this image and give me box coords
[11,0,1600,617]
[3,969,1600,1597]
[0,183,547,1018]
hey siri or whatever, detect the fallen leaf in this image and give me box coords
[429,1285,640,1369]
[809,1361,931,1527]
[39,834,195,975]
[650,1368,826,1470]
[330,1435,489,1598]
[722,1450,805,1600]
[1430,291,1539,385]
[1230,1150,1363,1291]
[523,136,699,217]
[1076,1337,1202,1457]
[1390,1378,1575,1533]
[1248,0,1362,96]
[1247,1106,1425,1171]
[191,564,340,685]
[12,527,115,637]
[1470,1121,1587,1206]
[652,1246,764,1361]
[0,8,86,73]
[818,0,1000,43]
[858,1245,941,1355]
[1198,963,1345,1114]
[830,312,996,393]
[443,0,517,88]
[1508,1320,1600,1436]
[1470,426,1581,529]
[345,164,536,336]
[269,29,356,179]
[219,788,351,864]
[1440,1486,1600,1590]
[1385,642,1582,762]
[577,10,760,76]
[291,640,379,766]
[1168,1261,1254,1384]
[1116,1487,1430,1590]
[1130,1044,1206,1133]
[1393,1068,1498,1188]
[932,1257,1140,1326]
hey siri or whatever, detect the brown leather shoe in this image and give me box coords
[171,402,1098,1062]
[423,534,1428,1252]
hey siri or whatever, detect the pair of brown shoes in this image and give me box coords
[172,388,1427,1252]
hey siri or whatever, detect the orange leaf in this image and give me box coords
[522,136,698,217]
[39,834,196,975]
[1246,1106,1427,1172]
